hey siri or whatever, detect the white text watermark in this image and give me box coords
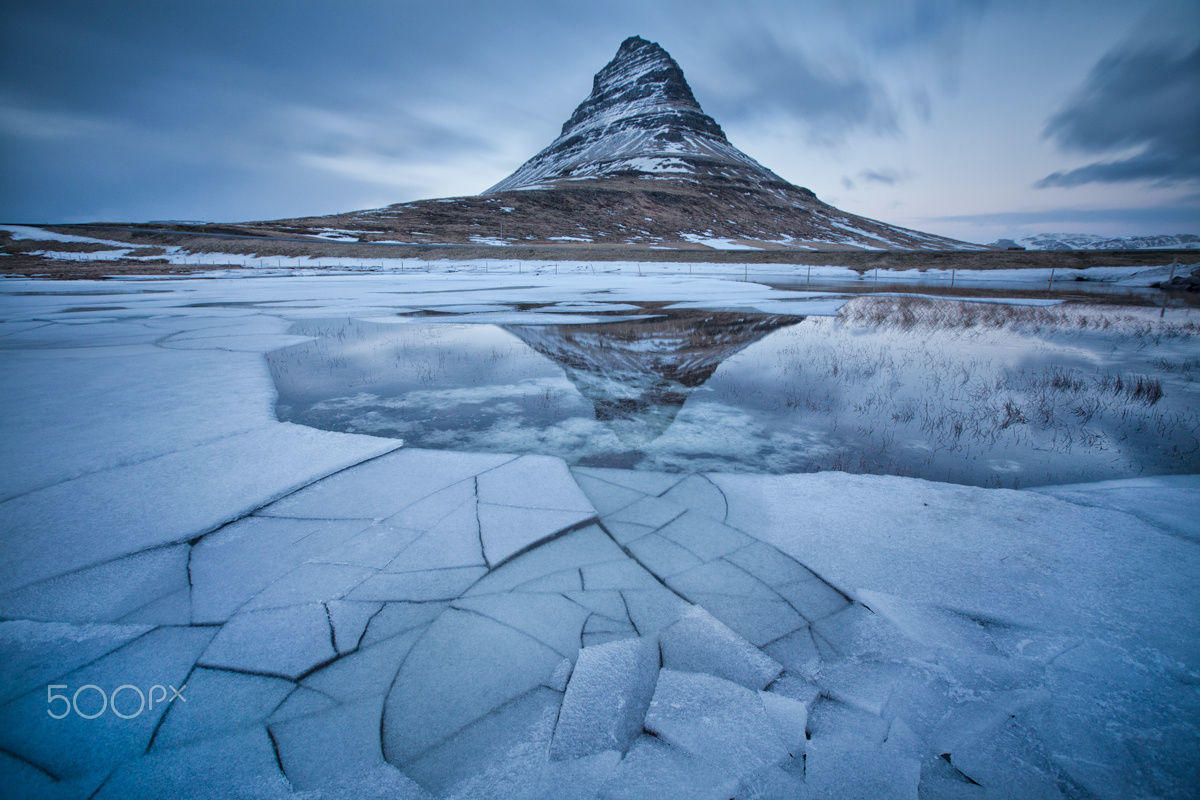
[47,684,186,719]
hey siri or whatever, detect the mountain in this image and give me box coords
[259,36,978,252]
[485,36,791,195]
[992,233,1200,251]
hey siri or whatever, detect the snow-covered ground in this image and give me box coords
[0,272,1197,799]
[3,225,1194,289]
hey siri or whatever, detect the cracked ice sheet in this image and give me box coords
[0,626,215,780]
[0,620,152,705]
[2,276,1197,797]
[712,469,1200,797]
[0,424,399,595]
[0,346,280,501]
[189,517,377,623]
[382,524,681,792]
[711,471,1200,659]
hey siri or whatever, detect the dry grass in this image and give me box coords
[11,224,1196,270]
[839,295,1200,340]
[727,297,1200,485]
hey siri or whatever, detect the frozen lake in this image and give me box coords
[271,296,1200,487]
[1,271,1197,799]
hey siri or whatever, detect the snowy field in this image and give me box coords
[0,271,1198,799]
[3,225,1194,289]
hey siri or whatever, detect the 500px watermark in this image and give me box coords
[46,684,186,719]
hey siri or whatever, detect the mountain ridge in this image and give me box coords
[992,233,1200,251]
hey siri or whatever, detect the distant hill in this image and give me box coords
[992,233,1200,251]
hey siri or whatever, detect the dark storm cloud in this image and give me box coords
[705,36,899,143]
[934,204,1200,228]
[862,0,989,53]
[0,0,574,221]
[1036,40,1200,188]
[841,168,909,190]
[271,105,493,163]
[859,169,907,186]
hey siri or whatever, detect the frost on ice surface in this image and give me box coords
[0,626,215,779]
[0,620,152,705]
[189,517,374,622]
[657,606,781,690]
[599,735,738,800]
[151,667,293,749]
[0,425,399,595]
[644,669,791,777]
[199,604,337,679]
[549,637,658,759]
[95,727,293,800]
[1031,474,1200,544]
[0,275,1196,798]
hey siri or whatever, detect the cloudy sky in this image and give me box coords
[1,0,1197,243]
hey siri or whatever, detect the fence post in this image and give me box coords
[1161,260,1177,318]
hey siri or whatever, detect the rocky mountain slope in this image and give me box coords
[252,36,979,252]
[485,35,791,195]
[993,233,1200,251]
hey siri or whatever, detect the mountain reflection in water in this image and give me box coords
[505,313,795,447]
[269,298,1200,486]
[268,310,795,469]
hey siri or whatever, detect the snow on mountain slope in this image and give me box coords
[486,36,786,195]
[993,233,1200,251]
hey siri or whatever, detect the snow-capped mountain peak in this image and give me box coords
[486,35,785,193]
